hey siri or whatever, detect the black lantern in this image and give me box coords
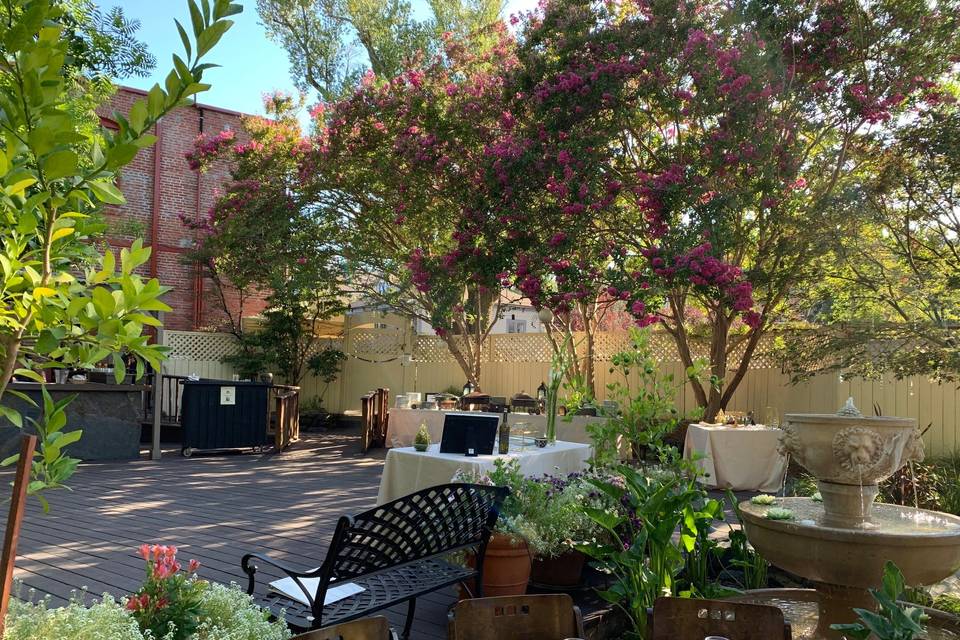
[462,380,475,396]
[536,381,547,415]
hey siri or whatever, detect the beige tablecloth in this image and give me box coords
[376,440,592,504]
[386,408,605,448]
[683,423,787,492]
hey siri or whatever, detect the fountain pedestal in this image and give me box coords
[817,481,879,528]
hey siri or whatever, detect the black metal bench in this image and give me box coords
[241,483,509,638]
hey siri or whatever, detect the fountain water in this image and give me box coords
[737,399,960,638]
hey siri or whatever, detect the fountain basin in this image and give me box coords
[740,498,960,590]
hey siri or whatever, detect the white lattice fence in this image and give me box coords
[163,331,240,361]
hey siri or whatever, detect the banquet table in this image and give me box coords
[376,440,592,504]
[386,408,605,448]
[682,422,787,492]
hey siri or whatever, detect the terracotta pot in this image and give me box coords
[530,549,586,588]
[462,533,531,598]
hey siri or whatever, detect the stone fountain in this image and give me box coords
[737,399,960,639]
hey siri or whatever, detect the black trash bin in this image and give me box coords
[180,380,271,456]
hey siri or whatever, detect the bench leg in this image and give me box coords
[401,597,417,639]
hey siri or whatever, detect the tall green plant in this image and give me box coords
[590,328,706,465]
[0,0,240,496]
[576,465,723,639]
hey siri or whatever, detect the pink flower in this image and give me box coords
[189,559,201,573]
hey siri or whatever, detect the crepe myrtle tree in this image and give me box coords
[303,26,519,391]
[446,2,666,399]
[499,0,960,420]
[0,0,240,501]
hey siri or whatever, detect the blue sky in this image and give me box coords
[105,0,537,117]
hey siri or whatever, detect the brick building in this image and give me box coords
[97,86,267,332]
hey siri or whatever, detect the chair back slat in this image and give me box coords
[448,594,585,640]
[652,598,791,640]
[294,615,395,639]
[325,484,507,582]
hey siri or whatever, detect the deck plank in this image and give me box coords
[0,429,453,639]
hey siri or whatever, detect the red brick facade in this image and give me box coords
[98,87,267,331]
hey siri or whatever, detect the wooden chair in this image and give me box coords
[447,594,586,640]
[651,597,791,640]
[294,616,397,639]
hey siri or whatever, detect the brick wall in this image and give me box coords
[98,87,268,331]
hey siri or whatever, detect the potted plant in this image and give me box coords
[454,459,537,597]
[414,423,431,452]
[526,473,607,588]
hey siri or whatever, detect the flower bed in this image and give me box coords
[3,545,291,640]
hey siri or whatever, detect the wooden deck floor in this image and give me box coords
[0,429,455,639]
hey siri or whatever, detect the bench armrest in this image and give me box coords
[240,551,325,607]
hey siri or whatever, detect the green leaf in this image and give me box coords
[172,54,192,82]
[50,227,74,242]
[13,368,45,383]
[196,20,233,59]
[582,506,625,532]
[5,390,37,408]
[43,150,78,180]
[128,100,148,133]
[175,19,192,60]
[147,84,165,117]
[88,180,126,205]
[6,178,37,197]
[0,405,22,428]
[50,430,81,450]
[112,353,125,383]
[102,249,115,275]
[188,0,205,37]
[92,286,116,317]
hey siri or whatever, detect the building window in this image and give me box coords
[507,319,527,333]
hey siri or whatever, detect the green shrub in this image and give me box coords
[193,583,291,640]
[3,585,291,640]
[4,595,143,640]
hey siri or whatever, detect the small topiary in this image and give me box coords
[414,423,431,451]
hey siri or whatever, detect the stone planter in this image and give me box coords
[0,383,145,460]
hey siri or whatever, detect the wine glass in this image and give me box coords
[764,406,780,428]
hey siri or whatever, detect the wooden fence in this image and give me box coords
[159,325,960,456]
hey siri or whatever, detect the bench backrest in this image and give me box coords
[322,483,509,583]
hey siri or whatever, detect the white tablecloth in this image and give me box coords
[376,440,592,504]
[683,423,787,492]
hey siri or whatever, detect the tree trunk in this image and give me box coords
[442,334,483,392]
[703,313,731,422]
[583,317,596,399]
